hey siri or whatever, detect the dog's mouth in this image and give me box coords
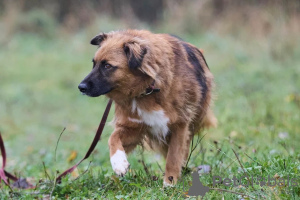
[78,82,113,97]
[83,88,113,97]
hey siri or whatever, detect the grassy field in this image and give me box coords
[0,29,300,199]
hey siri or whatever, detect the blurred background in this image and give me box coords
[0,0,299,182]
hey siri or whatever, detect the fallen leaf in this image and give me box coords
[67,151,77,163]
[71,167,79,179]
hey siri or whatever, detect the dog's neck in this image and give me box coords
[136,80,160,98]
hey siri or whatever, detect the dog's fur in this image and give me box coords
[79,30,217,186]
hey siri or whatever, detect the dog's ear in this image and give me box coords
[90,33,107,46]
[123,41,147,70]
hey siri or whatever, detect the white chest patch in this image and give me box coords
[131,99,169,142]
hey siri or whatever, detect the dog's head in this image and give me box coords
[78,31,156,99]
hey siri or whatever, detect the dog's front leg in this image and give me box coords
[108,127,142,176]
[164,123,189,186]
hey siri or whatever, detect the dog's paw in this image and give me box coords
[110,150,130,177]
[163,176,176,187]
[163,180,174,187]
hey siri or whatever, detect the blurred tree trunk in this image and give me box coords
[212,0,226,15]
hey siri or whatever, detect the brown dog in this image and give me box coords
[78,30,217,186]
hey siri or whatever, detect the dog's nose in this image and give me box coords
[78,83,88,93]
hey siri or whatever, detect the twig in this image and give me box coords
[74,161,92,181]
[223,158,238,171]
[191,143,204,164]
[156,161,163,173]
[226,137,242,149]
[201,148,206,165]
[42,162,52,182]
[215,143,226,163]
[50,170,58,198]
[1,182,14,194]
[185,133,207,169]
[206,142,238,165]
[141,159,150,177]
[244,152,262,166]
[210,188,256,199]
[232,149,255,191]
[54,127,66,162]
[33,179,42,194]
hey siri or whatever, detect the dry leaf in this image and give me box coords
[67,151,77,163]
[71,167,79,179]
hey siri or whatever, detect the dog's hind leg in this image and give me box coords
[164,123,189,186]
[201,108,217,129]
[108,126,143,176]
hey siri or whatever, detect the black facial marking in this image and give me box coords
[124,43,147,70]
[79,67,113,97]
[90,33,107,46]
[183,43,208,100]
[80,58,117,97]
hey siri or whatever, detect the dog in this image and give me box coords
[78,30,217,186]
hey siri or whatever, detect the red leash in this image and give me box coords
[56,99,112,182]
[0,99,113,187]
[0,133,17,185]
[0,132,22,187]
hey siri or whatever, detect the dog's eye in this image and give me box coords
[104,64,112,69]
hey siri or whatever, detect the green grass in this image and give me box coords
[0,30,299,199]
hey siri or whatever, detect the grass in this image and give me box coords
[0,28,299,199]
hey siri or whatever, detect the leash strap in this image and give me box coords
[0,99,113,186]
[56,99,113,182]
[0,132,9,185]
[0,133,19,185]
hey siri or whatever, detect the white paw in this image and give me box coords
[110,150,130,176]
[163,180,174,187]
